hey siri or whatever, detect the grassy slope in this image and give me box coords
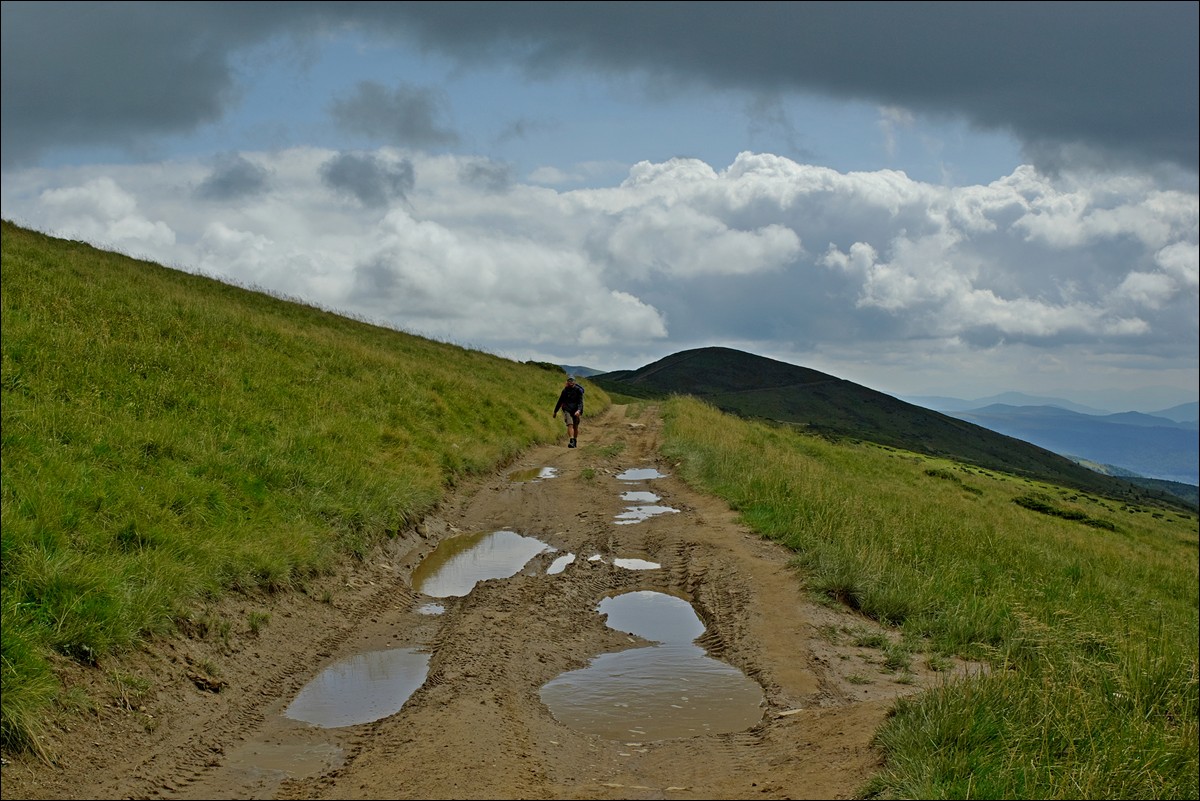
[3,223,1196,798]
[0,221,608,752]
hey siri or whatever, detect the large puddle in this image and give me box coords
[284,647,431,728]
[539,591,764,741]
[411,529,553,597]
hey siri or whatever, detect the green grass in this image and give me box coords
[0,221,609,752]
[660,396,1198,800]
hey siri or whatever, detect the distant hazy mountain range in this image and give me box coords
[584,347,1197,509]
[560,364,606,379]
[902,391,1198,423]
[902,400,1198,486]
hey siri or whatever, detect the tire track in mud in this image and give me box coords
[121,563,427,800]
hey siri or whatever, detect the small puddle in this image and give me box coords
[615,486,677,524]
[580,554,661,570]
[614,505,680,525]
[619,479,676,522]
[412,529,553,597]
[612,557,660,570]
[549,553,658,572]
[284,647,431,728]
[548,553,576,574]
[539,591,764,741]
[508,466,557,482]
[617,468,668,482]
[417,602,445,615]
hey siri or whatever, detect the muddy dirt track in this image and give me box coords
[1,403,978,800]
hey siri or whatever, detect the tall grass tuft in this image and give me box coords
[1,221,608,752]
[661,396,1198,800]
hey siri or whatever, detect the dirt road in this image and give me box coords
[1,404,974,800]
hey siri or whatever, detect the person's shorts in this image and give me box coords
[562,407,581,424]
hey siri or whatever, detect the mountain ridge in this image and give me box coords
[947,404,1198,486]
[592,346,1194,511]
[903,394,1198,422]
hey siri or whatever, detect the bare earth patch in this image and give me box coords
[1,404,980,800]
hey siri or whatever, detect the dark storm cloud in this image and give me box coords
[195,154,271,201]
[331,1,1200,178]
[319,152,415,208]
[348,1,1200,176]
[330,81,460,148]
[2,2,1196,176]
[0,2,317,167]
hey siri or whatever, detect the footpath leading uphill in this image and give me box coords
[0,404,978,801]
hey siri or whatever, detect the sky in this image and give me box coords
[2,2,1197,413]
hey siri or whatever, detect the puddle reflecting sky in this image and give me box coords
[412,529,553,597]
[601,590,701,642]
[621,490,659,503]
[548,553,576,574]
[611,557,660,570]
[614,505,680,525]
[549,553,658,572]
[616,468,668,482]
[540,591,764,741]
[508,466,557,482]
[284,648,431,728]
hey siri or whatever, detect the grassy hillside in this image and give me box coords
[0,221,608,752]
[595,346,1194,513]
[661,396,1197,799]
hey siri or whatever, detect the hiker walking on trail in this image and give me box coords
[553,375,585,448]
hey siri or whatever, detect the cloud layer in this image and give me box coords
[2,2,1197,410]
[4,3,1197,177]
[5,147,1195,407]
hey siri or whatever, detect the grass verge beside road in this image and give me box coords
[661,395,1198,800]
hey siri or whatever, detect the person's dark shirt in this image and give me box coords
[554,382,584,415]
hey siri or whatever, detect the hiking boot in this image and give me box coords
[568,438,576,448]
